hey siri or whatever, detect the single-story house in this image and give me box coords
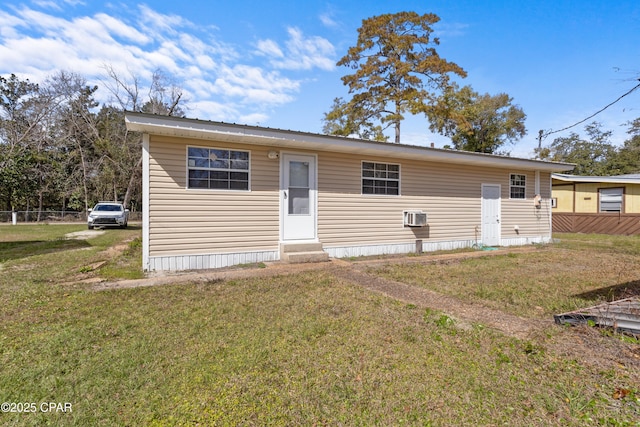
[552,173,640,234]
[125,112,573,272]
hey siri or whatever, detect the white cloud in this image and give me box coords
[14,7,68,36]
[239,112,269,125]
[185,76,218,99]
[138,4,190,35]
[93,12,151,44]
[256,27,335,71]
[32,0,63,11]
[319,12,337,28]
[0,3,336,124]
[256,39,283,58]
[214,64,299,105]
[188,100,239,121]
[434,22,469,39]
[0,11,23,38]
[194,54,216,71]
[284,27,335,70]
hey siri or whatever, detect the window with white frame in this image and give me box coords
[362,161,400,195]
[187,147,249,190]
[509,174,526,199]
[599,187,623,212]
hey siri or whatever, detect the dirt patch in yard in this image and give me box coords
[65,230,106,240]
[58,232,135,285]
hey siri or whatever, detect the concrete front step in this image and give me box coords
[280,242,324,253]
[280,242,330,264]
[282,250,330,264]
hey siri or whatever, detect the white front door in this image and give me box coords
[481,184,501,246]
[282,153,317,241]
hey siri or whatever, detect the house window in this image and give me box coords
[510,174,526,199]
[362,161,400,195]
[599,187,623,212]
[187,147,249,190]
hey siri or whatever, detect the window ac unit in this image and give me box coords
[404,210,427,227]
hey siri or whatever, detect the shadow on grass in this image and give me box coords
[0,239,92,263]
[574,280,640,302]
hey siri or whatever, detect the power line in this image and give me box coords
[537,79,640,149]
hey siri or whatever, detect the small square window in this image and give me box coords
[187,147,250,191]
[361,162,400,196]
[599,187,623,212]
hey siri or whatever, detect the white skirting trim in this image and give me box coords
[147,250,280,272]
[500,236,551,246]
[325,240,476,259]
[147,236,552,271]
[326,236,551,259]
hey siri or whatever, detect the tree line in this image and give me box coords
[1,12,637,218]
[536,119,640,176]
[322,11,639,167]
[0,69,185,217]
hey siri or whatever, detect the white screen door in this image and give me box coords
[282,153,316,240]
[481,184,501,246]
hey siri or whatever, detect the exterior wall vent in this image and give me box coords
[403,210,427,227]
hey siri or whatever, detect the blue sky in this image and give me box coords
[0,0,639,157]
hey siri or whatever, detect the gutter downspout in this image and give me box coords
[142,133,150,271]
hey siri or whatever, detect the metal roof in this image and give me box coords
[125,112,574,173]
[554,297,640,336]
[553,173,640,184]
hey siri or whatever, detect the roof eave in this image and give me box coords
[552,173,640,185]
[125,112,574,173]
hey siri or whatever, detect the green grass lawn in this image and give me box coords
[369,237,640,319]
[0,226,639,426]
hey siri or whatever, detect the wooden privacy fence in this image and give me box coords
[553,213,640,235]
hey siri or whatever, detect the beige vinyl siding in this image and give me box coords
[148,136,554,258]
[539,171,552,199]
[148,135,279,257]
[316,152,552,248]
[501,199,550,238]
[501,171,551,238]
